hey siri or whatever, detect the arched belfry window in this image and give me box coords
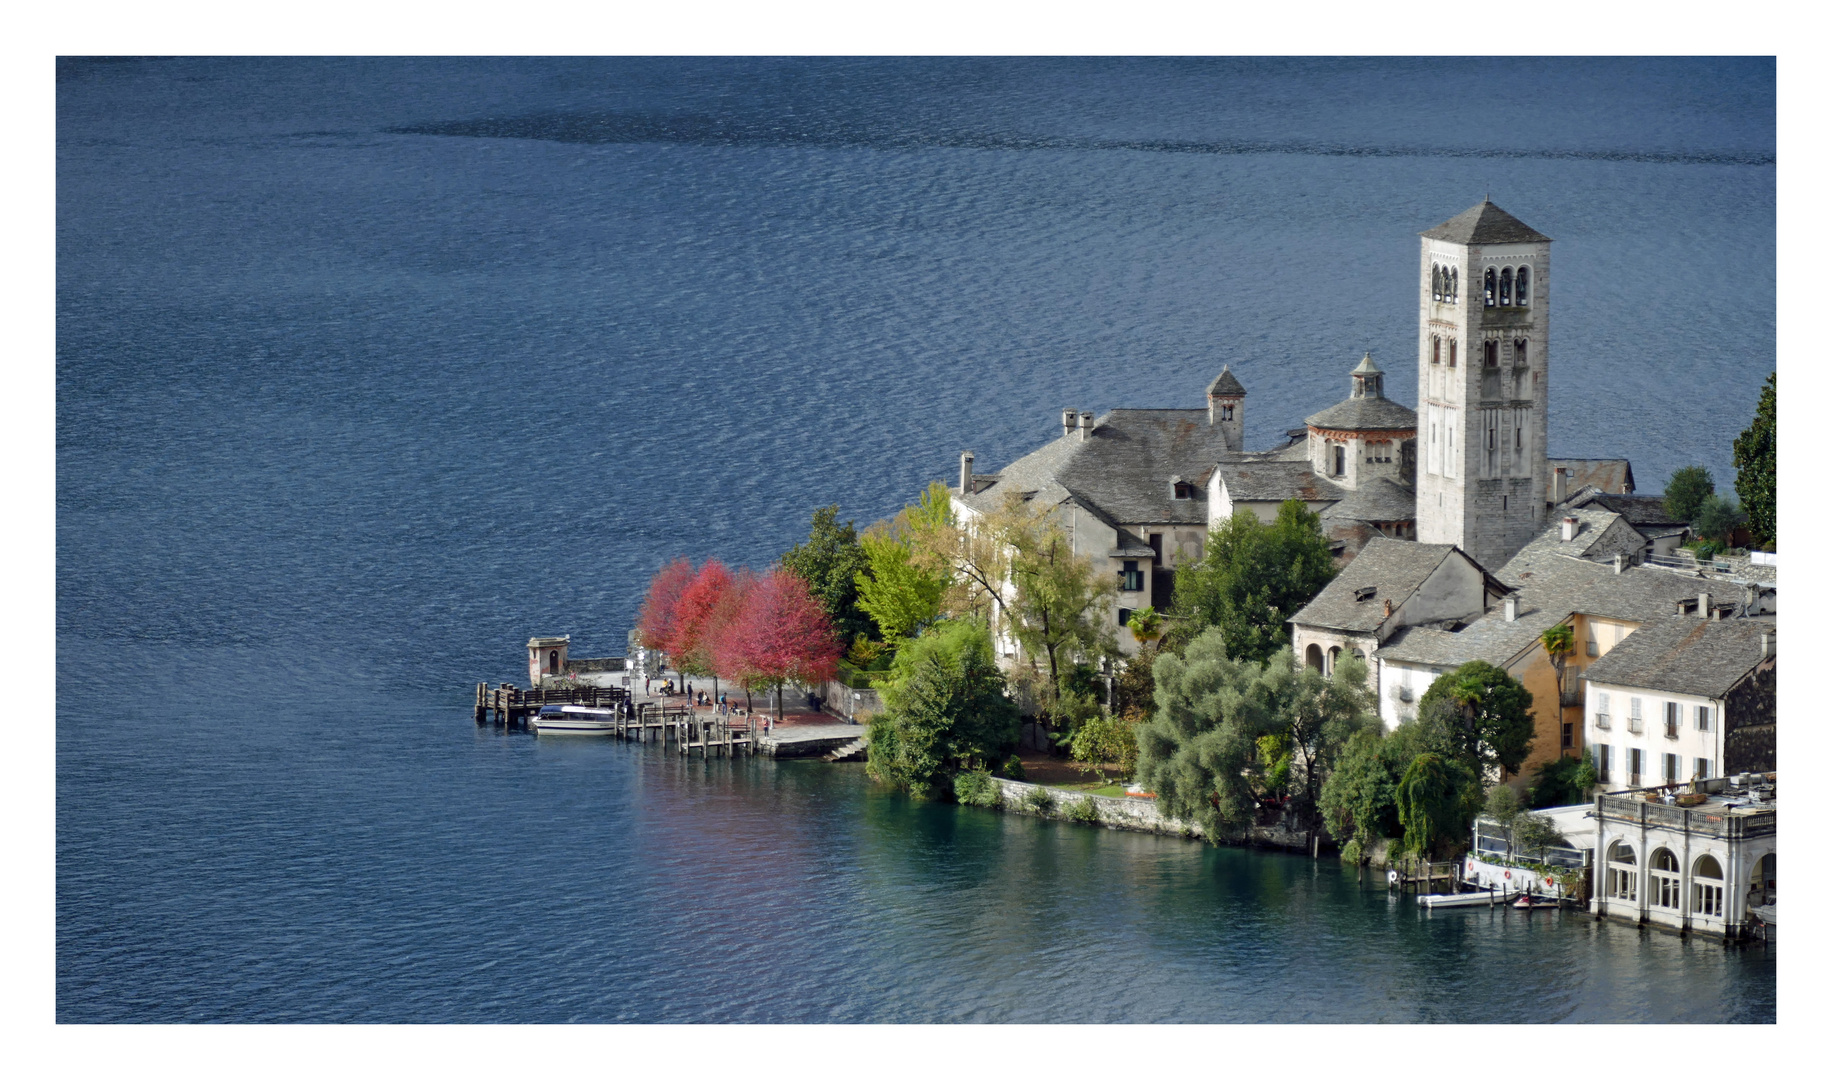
[1515,266,1530,307]
[1431,336,1441,364]
[1449,269,1458,301]
[1499,267,1513,306]
[1448,340,1457,368]
[1484,267,1496,307]
[1431,266,1442,301]
[1514,338,1528,366]
[1484,340,1499,367]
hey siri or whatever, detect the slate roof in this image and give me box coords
[1420,200,1552,245]
[1290,538,1468,634]
[1212,459,1346,503]
[1306,395,1418,432]
[1565,490,1684,528]
[1513,507,1644,563]
[960,408,1236,527]
[1549,458,1635,499]
[1207,366,1246,397]
[1581,615,1774,700]
[1375,624,1472,667]
[1319,476,1418,524]
[1380,525,1716,667]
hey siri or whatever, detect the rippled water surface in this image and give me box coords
[57,57,1775,1022]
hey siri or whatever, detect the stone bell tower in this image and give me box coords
[1415,200,1552,570]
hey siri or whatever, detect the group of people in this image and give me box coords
[638,674,773,731]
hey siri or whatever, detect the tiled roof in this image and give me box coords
[1212,459,1346,504]
[960,408,1235,527]
[1305,395,1418,432]
[1319,476,1417,524]
[1375,625,1472,667]
[1290,538,1464,634]
[1582,615,1774,699]
[1565,490,1683,528]
[1207,366,1246,397]
[1420,200,1552,245]
[1514,507,1643,563]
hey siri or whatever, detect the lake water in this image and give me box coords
[56,57,1776,1022]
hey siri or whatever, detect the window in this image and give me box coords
[1515,266,1530,306]
[1515,426,1521,450]
[1173,481,1196,500]
[1665,701,1680,739]
[1117,606,1133,628]
[1333,445,1345,476]
[1448,341,1457,368]
[1561,723,1573,749]
[1650,849,1681,910]
[1694,757,1712,781]
[1513,338,1527,366]
[1628,697,1643,734]
[1120,561,1144,593]
[1663,753,1679,783]
[1484,340,1499,367]
[1695,705,1711,732]
[1431,336,1441,365]
[1628,747,1643,785]
[1692,856,1724,917]
[1449,268,1458,301]
[1499,267,1513,305]
[1484,267,1496,307]
[1432,265,1443,301]
[1219,404,1233,421]
[1586,634,1599,657]
[1606,842,1637,902]
[1596,744,1612,781]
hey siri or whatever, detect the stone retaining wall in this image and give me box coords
[986,778,1320,852]
[821,681,882,723]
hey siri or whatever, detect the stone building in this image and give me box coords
[1581,615,1776,787]
[1592,774,1775,941]
[1416,201,1552,571]
[1286,537,1506,684]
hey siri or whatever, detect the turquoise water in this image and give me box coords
[57,57,1775,1022]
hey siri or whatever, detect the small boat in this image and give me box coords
[1511,893,1562,910]
[531,704,618,734]
[1419,889,1503,909]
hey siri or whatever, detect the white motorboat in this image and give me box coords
[531,704,619,734]
[1418,889,1506,909]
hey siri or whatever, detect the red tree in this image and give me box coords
[636,557,697,659]
[714,566,842,721]
[673,559,735,693]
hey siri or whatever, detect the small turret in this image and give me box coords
[1207,365,1246,450]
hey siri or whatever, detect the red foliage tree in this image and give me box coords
[636,557,697,659]
[673,559,735,691]
[713,566,842,721]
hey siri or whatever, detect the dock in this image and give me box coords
[474,682,861,758]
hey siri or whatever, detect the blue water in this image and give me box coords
[57,57,1775,1022]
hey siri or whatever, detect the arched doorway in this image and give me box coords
[1692,855,1725,918]
[1649,848,1681,910]
[1305,644,1323,672]
[548,649,560,675]
[1750,853,1776,906]
[1327,646,1341,676]
[1605,842,1638,903]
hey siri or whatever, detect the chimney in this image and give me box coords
[1553,467,1568,505]
[1382,598,1393,619]
[1503,596,1519,622]
[1760,631,1771,658]
[1612,553,1626,574]
[1062,408,1078,438]
[1079,411,1094,441]
[1697,591,1710,620]
[959,451,974,494]
[1560,516,1578,542]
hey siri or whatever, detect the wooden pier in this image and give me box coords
[475,683,761,757]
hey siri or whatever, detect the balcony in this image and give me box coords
[1627,716,1643,735]
[1558,667,1585,708]
[1594,713,1610,730]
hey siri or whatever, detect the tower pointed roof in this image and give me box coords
[1420,200,1551,245]
[1207,365,1246,397]
[1351,352,1382,376]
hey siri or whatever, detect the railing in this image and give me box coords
[1594,712,1610,730]
[1559,667,1585,707]
[1596,793,1777,839]
[1627,716,1643,734]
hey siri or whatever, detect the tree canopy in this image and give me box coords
[780,505,873,644]
[1171,500,1338,664]
[854,528,947,644]
[866,619,1020,799]
[1005,515,1117,724]
[711,566,841,719]
[1663,465,1715,524]
[636,556,697,659]
[1733,371,1776,550]
[1414,660,1536,778]
[1133,628,1374,840]
[1396,751,1479,858]
[1692,492,1746,547]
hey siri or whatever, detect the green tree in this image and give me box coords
[1172,500,1338,664]
[1396,751,1479,858]
[1484,785,1521,856]
[781,505,873,644]
[854,530,947,644]
[1733,371,1776,550]
[1692,492,1746,547]
[866,619,1021,800]
[1525,755,1597,808]
[1133,629,1374,840]
[1005,517,1118,726]
[1318,727,1408,850]
[1663,466,1715,524]
[1125,606,1163,647]
[1415,661,1536,778]
[1510,811,1565,863]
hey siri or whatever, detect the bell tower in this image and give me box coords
[1415,201,1551,569]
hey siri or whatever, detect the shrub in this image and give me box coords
[995,754,1027,781]
[1339,838,1363,865]
[1021,785,1057,816]
[1065,796,1102,824]
[1069,713,1140,778]
[953,769,1004,808]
